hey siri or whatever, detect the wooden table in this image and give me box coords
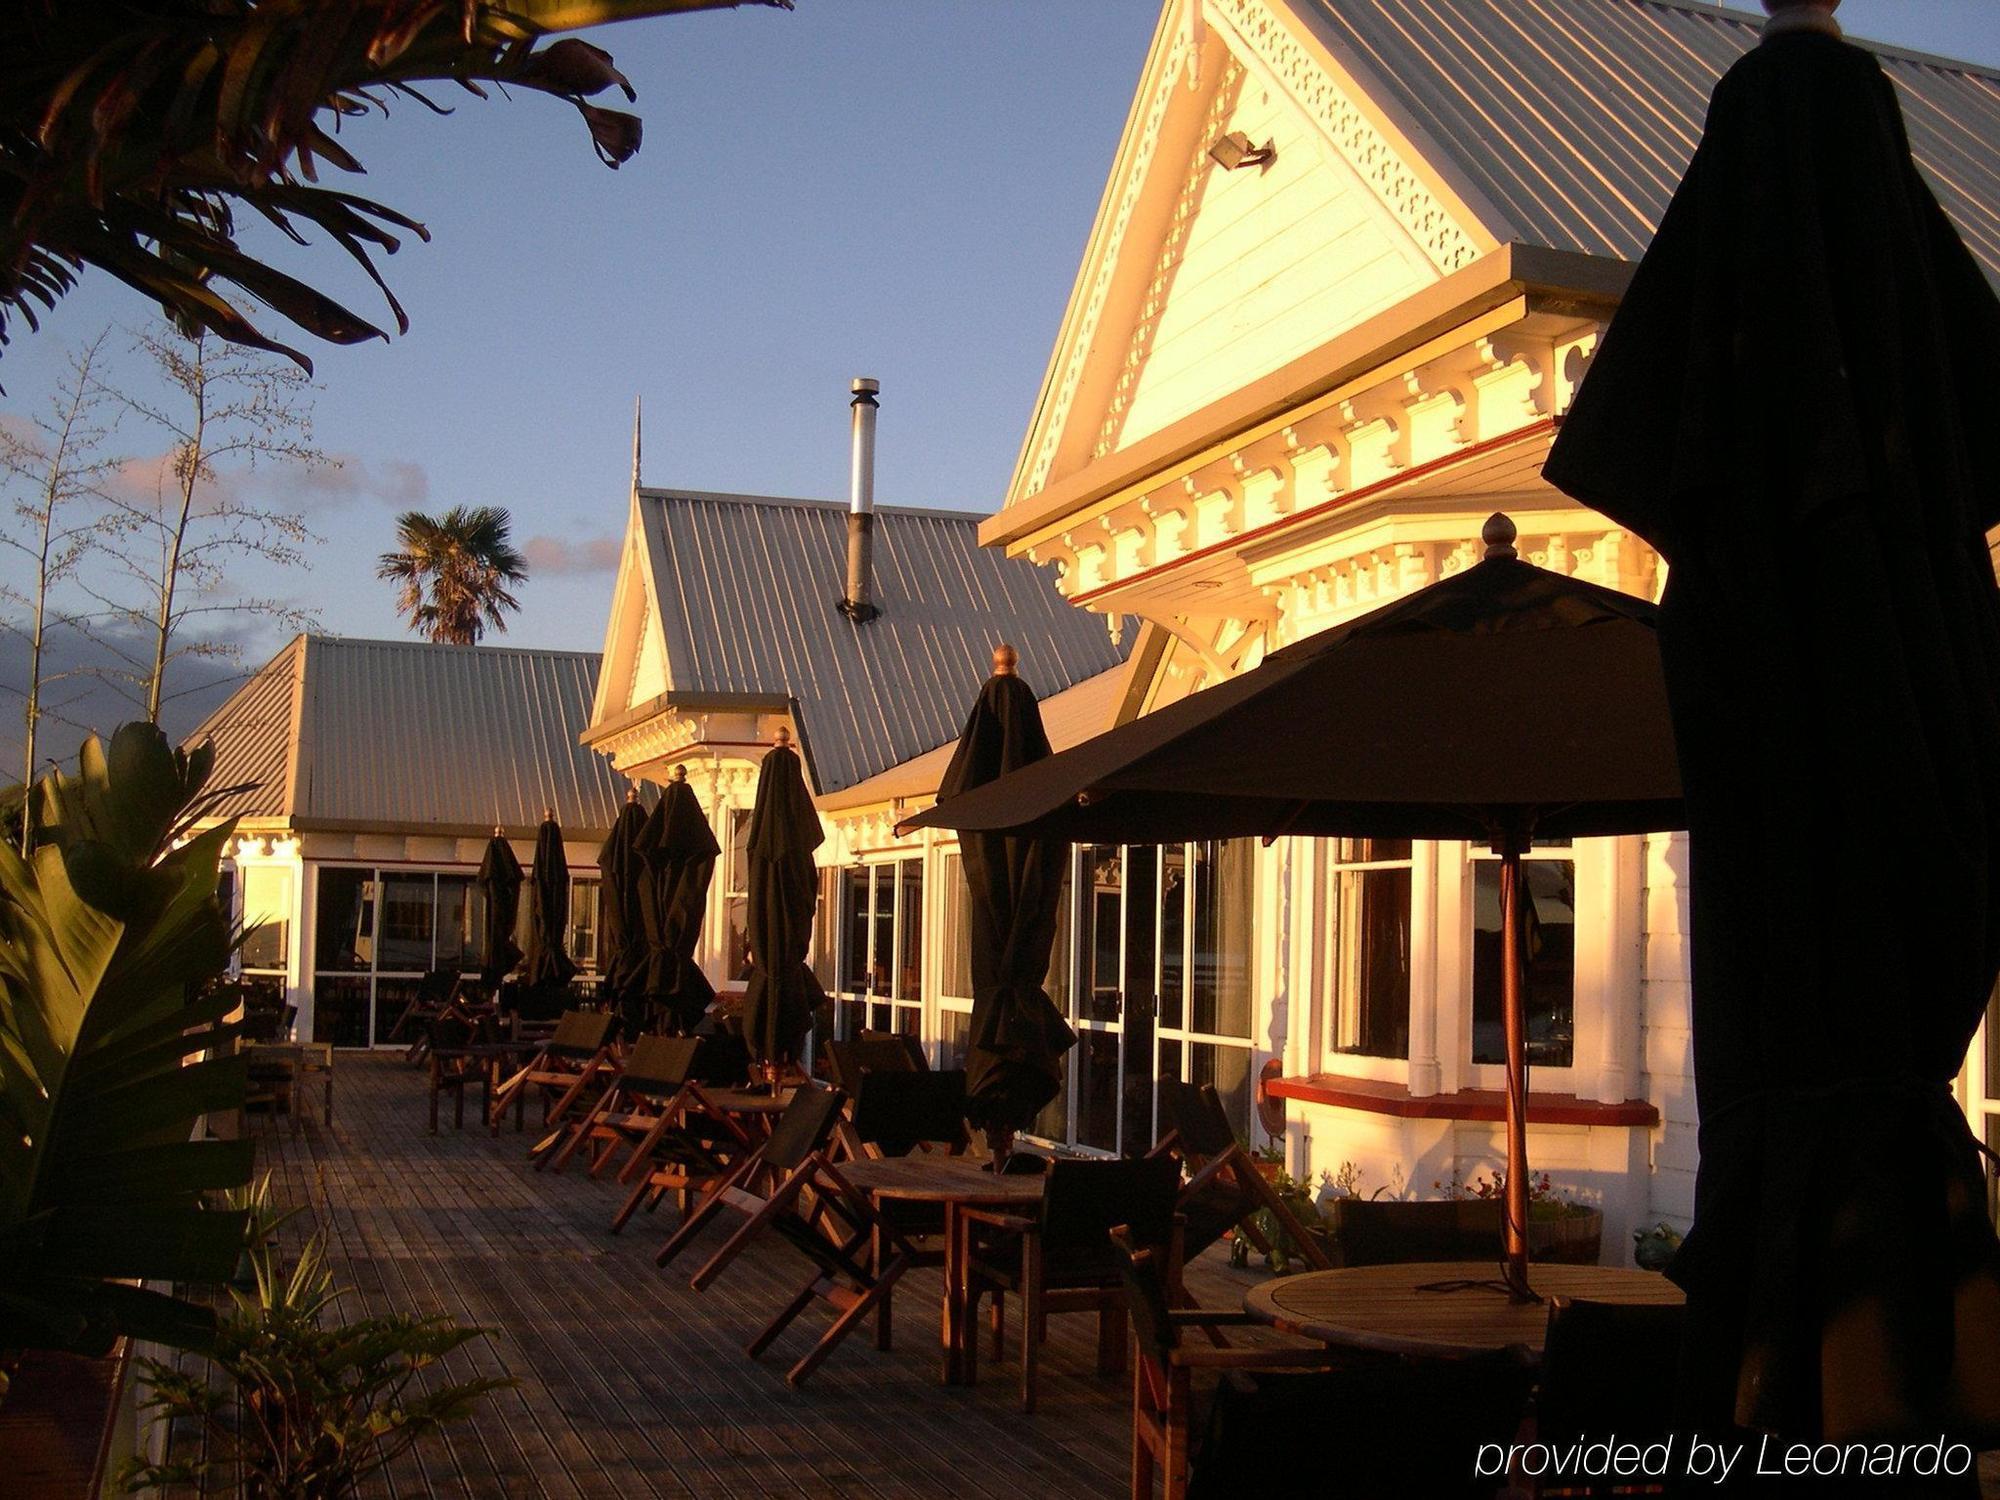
[839,1155,1044,1384]
[1243,1262,1683,1360]
[244,1041,334,1128]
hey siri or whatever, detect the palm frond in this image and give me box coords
[1,0,795,368]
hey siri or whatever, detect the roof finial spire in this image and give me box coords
[631,396,643,492]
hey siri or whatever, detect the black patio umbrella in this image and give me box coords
[905,516,1684,1299]
[741,730,826,1073]
[637,767,720,1034]
[522,810,579,990]
[928,644,1076,1152]
[474,832,525,983]
[1543,0,2000,1447]
[596,790,650,1033]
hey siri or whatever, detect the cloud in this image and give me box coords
[0,616,278,775]
[100,448,429,519]
[522,534,622,577]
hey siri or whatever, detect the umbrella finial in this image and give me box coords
[671,764,688,783]
[543,807,556,823]
[1482,513,1519,561]
[774,725,793,748]
[1761,0,1840,37]
[993,642,1018,677]
[625,787,638,803]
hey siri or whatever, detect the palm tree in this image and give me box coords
[377,506,528,646]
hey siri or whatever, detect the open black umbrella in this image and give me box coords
[1544,0,2000,1445]
[929,644,1076,1152]
[906,516,1683,1298]
[637,767,719,1033]
[475,832,524,983]
[741,730,826,1072]
[596,790,650,1033]
[522,810,578,990]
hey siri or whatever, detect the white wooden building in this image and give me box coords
[193,634,631,1044]
[580,0,2000,1263]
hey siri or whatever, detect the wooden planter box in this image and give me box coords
[1528,1207,1604,1265]
[0,1342,133,1497]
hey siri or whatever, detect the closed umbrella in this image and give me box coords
[522,810,578,990]
[475,831,524,984]
[741,729,826,1074]
[637,767,720,1033]
[596,790,650,1034]
[929,644,1075,1155]
[1543,0,2000,1445]
[905,516,1684,1299]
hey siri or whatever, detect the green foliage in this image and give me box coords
[376,504,529,645]
[1,1,793,370]
[0,722,254,1355]
[120,1226,512,1498]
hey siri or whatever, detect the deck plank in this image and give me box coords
[218,1053,1277,1499]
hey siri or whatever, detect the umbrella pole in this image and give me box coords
[1498,828,1537,1303]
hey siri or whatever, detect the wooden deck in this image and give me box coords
[226,1052,1274,1499]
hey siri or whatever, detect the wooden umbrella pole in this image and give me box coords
[1498,826,1537,1303]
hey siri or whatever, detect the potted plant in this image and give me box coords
[121,1229,510,1496]
[1466,1171,1605,1263]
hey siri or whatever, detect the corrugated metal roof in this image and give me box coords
[637,489,1128,794]
[819,662,1130,812]
[1301,0,2000,280]
[188,637,302,824]
[189,635,632,835]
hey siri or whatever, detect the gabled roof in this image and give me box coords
[1301,0,2000,275]
[1004,0,2000,512]
[594,488,1128,795]
[190,634,632,837]
[819,661,1132,813]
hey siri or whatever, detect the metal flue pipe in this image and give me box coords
[841,376,881,622]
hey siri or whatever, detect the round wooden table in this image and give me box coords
[838,1156,1044,1384]
[1243,1262,1683,1359]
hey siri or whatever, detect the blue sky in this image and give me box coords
[3,0,1999,733]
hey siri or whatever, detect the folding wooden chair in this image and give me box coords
[488,1009,616,1134]
[606,1034,761,1233]
[390,967,461,1056]
[679,1115,916,1387]
[655,1085,847,1277]
[825,1034,926,1091]
[1528,1298,1685,1497]
[834,1067,967,1160]
[963,1154,1183,1412]
[426,1011,510,1134]
[539,1035,702,1175]
[1322,1197,1503,1267]
[1153,1081,1332,1277]
[1113,1224,1344,1500]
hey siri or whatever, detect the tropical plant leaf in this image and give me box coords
[0,723,254,1353]
[2,0,795,367]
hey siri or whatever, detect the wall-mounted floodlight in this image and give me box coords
[1208,131,1276,171]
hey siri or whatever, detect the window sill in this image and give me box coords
[1268,1073,1659,1128]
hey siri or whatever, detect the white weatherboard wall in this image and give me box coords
[1108,58,1443,455]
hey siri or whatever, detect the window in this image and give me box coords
[1471,849,1576,1068]
[940,852,974,1068]
[1035,841,1255,1156]
[239,865,293,976]
[310,862,588,1048]
[569,876,601,972]
[1326,838,1412,1061]
[833,858,922,1041]
[724,810,751,981]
